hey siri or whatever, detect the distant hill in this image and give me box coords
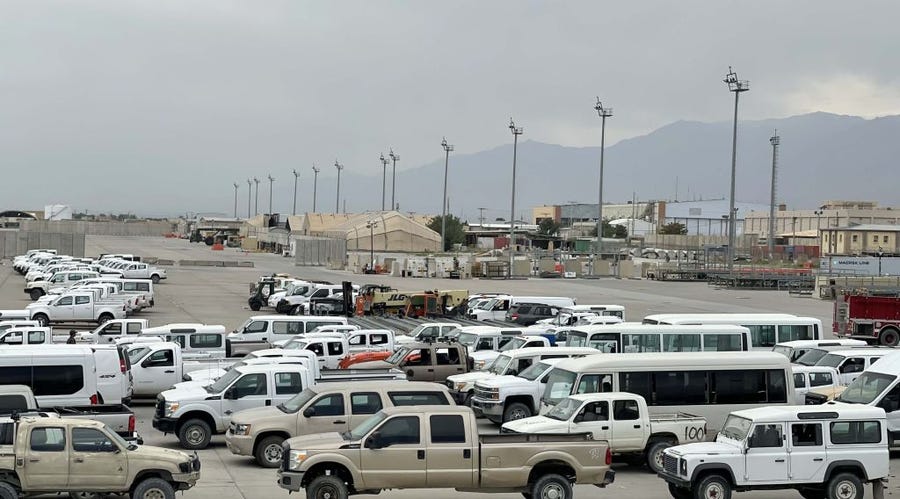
[333,112,899,221]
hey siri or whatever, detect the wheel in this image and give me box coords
[33,313,49,327]
[178,418,212,450]
[0,482,17,499]
[530,473,572,499]
[30,288,44,300]
[254,435,285,468]
[799,489,825,499]
[503,402,532,423]
[826,472,863,499]
[249,300,262,311]
[97,313,113,325]
[693,474,731,499]
[463,393,473,407]
[668,483,692,499]
[306,474,349,499]
[646,440,674,474]
[880,328,900,346]
[151,274,161,284]
[132,477,175,499]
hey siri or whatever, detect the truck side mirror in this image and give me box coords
[224,387,237,400]
[303,407,315,418]
[365,431,383,449]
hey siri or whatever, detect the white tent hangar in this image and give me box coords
[319,211,441,253]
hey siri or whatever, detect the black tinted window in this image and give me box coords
[31,427,65,452]
[72,427,117,453]
[351,392,383,415]
[0,394,28,413]
[378,416,420,445]
[34,366,84,396]
[388,392,449,406]
[310,394,344,416]
[430,415,466,443]
[190,334,222,348]
[830,421,881,444]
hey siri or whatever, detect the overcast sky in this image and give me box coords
[2,0,898,215]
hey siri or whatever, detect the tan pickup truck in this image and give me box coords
[277,405,614,499]
[0,415,200,499]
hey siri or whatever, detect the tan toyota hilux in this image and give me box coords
[0,415,200,499]
[277,405,614,499]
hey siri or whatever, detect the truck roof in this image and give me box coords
[498,346,600,358]
[866,351,900,374]
[820,347,895,357]
[308,380,448,394]
[379,405,468,417]
[234,363,309,375]
[248,315,348,321]
[399,341,462,349]
[731,404,885,423]
[565,392,644,403]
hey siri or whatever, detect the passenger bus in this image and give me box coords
[642,313,823,350]
[563,324,750,353]
[540,351,792,433]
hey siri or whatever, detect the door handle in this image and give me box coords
[457,367,464,371]
[633,424,641,429]
[813,458,824,462]
[601,426,609,430]
[775,459,785,463]
[74,457,84,463]
[333,420,346,425]
[417,450,425,460]
[28,458,40,463]
[224,410,232,415]
[463,449,471,459]
[427,369,434,372]
[164,370,175,373]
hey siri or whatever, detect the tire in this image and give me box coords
[646,440,674,474]
[530,473,572,499]
[668,483,692,499]
[502,402,532,423]
[254,435,285,468]
[825,472,863,499]
[306,474,349,499]
[132,477,175,499]
[178,418,212,450]
[0,482,17,499]
[249,300,261,311]
[33,313,49,327]
[151,274,161,284]
[880,328,900,346]
[30,288,44,300]
[97,313,113,325]
[693,474,731,499]
[463,392,473,407]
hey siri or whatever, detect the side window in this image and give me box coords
[72,427,117,453]
[654,371,708,405]
[622,333,660,353]
[475,338,494,351]
[876,384,900,413]
[146,349,174,367]
[371,334,388,345]
[830,421,881,444]
[275,372,303,395]
[576,401,609,422]
[348,335,365,346]
[231,373,266,398]
[351,392,383,415]
[703,333,744,352]
[168,335,186,348]
[327,342,344,356]
[525,341,544,348]
[57,296,73,306]
[190,334,223,349]
[612,399,640,420]
[102,323,122,335]
[663,333,701,352]
[435,348,460,366]
[388,392,449,406]
[1,332,22,345]
[579,374,613,394]
[245,321,268,333]
[793,373,807,389]
[515,358,533,373]
[841,358,866,374]
[749,424,784,448]
[747,325,777,348]
[309,394,344,416]
[791,423,823,447]
[31,427,66,452]
[273,321,304,335]
[430,415,466,444]
[779,325,813,342]
[126,323,142,334]
[75,296,90,305]
[378,416,420,445]
[809,373,833,387]
[306,343,324,356]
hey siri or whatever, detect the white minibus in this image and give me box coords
[0,346,101,406]
[642,313,823,350]
[564,324,750,353]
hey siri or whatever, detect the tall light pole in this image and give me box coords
[440,138,454,252]
[334,160,343,213]
[366,219,378,271]
[267,174,275,215]
[253,177,260,216]
[292,169,299,215]
[768,130,780,261]
[379,153,389,211]
[594,97,613,257]
[246,179,252,218]
[311,165,320,212]
[233,182,239,218]
[724,66,749,272]
[389,148,399,210]
[508,118,523,275]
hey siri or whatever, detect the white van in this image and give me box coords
[0,320,40,334]
[829,352,900,442]
[282,334,349,369]
[643,313,823,350]
[86,344,133,404]
[141,323,227,357]
[227,315,349,356]
[0,345,101,406]
[469,296,577,322]
[773,339,868,363]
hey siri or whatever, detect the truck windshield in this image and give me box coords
[796,348,829,366]
[348,411,387,440]
[206,369,241,394]
[719,415,752,441]
[480,299,498,310]
[282,339,304,350]
[279,388,317,413]
[837,372,896,405]
[543,369,578,406]
[386,348,409,365]
[546,397,581,421]
[127,347,150,364]
[457,333,479,347]
[488,355,512,375]
[500,337,527,352]
[519,361,551,381]
[106,425,138,451]
[816,354,844,368]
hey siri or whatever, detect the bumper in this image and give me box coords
[225,432,254,456]
[595,470,616,487]
[172,471,201,490]
[152,416,178,433]
[657,470,691,488]
[471,398,502,417]
[277,470,305,492]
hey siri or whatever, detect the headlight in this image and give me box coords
[165,402,180,416]
[486,388,500,400]
[679,458,687,476]
[178,461,191,473]
[232,423,252,436]
[474,361,486,370]
[288,449,308,470]
[454,382,468,391]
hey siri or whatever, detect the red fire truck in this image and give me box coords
[834,292,900,346]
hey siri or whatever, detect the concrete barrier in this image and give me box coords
[176,260,254,268]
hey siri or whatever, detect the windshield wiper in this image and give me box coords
[276,403,290,413]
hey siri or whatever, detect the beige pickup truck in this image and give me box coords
[277,405,614,499]
[0,415,200,499]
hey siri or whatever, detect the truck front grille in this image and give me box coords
[155,399,165,418]
[281,442,291,471]
[663,454,678,475]
[473,386,494,399]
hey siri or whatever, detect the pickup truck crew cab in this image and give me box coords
[502,393,707,473]
[353,341,470,382]
[277,406,615,499]
[659,405,889,499]
[225,381,453,467]
[0,416,200,499]
[26,291,126,326]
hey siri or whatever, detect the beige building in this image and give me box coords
[745,201,900,241]
[820,224,900,256]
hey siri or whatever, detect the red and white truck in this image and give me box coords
[834,292,900,346]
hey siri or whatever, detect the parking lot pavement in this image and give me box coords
[2,236,894,498]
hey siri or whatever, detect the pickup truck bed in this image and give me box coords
[42,404,135,437]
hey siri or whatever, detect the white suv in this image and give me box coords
[659,405,889,499]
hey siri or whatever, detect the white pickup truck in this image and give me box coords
[468,334,555,370]
[104,261,167,283]
[26,291,127,326]
[502,392,707,474]
[76,318,149,343]
[0,326,53,345]
[472,358,568,424]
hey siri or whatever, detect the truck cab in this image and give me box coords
[395,322,461,346]
[469,334,555,371]
[0,326,51,345]
[791,365,841,404]
[815,347,888,385]
[454,326,523,357]
[354,341,470,382]
[77,318,149,343]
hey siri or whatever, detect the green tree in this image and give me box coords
[538,219,560,236]
[659,222,688,235]
[589,221,626,238]
[427,214,466,251]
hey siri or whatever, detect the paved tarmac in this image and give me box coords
[1,236,896,499]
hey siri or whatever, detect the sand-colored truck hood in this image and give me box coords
[230,406,294,428]
[284,431,349,451]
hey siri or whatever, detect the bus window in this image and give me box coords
[746,325,776,348]
[619,372,652,401]
[663,333,701,352]
[622,333,660,353]
[778,325,813,342]
[576,374,612,394]
[703,334,744,352]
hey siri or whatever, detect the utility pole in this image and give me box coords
[441,137,454,252]
[267,174,274,215]
[292,169,299,215]
[253,177,260,216]
[769,130,780,260]
[311,165,320,212]
[478,207,486,227]
[246,179,252,218]
[379,153,389,211]
[508,118,523,276]
[366,219,378,270]
[233,182,239,218]
[334,160,343,214]
[724,66,749,272]
[594,97,613,257]
[389,148,399,210]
